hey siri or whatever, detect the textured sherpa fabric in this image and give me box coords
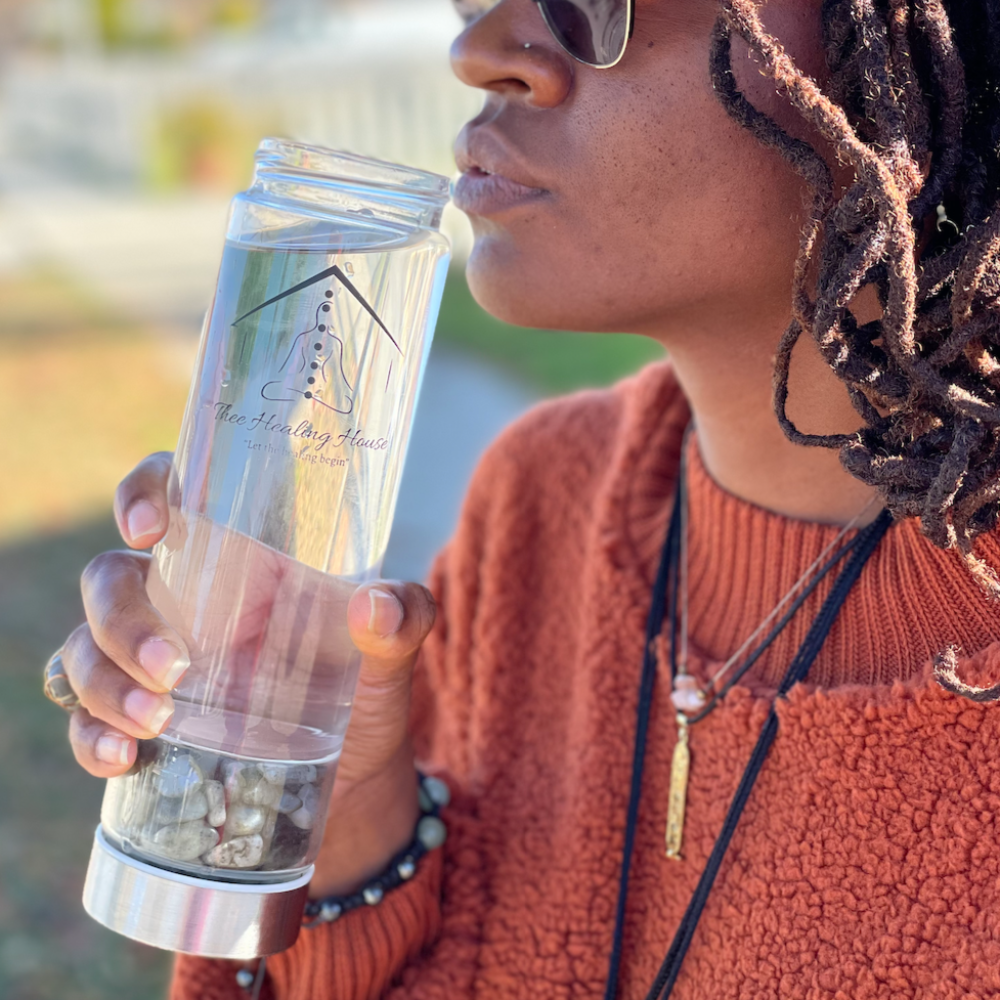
[172,362,1000,1000]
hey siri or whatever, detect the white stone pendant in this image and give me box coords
[670,674,706,714]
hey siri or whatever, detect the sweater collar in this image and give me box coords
[611,362,1000,691]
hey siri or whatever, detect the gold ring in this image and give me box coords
[43,649,80,713]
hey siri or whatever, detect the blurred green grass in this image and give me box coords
[436,271,664,394]
[0,266,662,999]
[0,272,185,999]
[0,517,172,1000]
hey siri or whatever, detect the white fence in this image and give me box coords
[0,0,482,186]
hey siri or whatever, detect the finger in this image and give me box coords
[63,623,176,739]
[347,582,437,677]
[340,583,436,780]
[113,451,174,549]
[69,706,138,778]
[80,550,191,693]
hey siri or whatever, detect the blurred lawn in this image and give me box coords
[0,518,171,1000]
[0,272,189,1000]
[0,266,662,999]
[435,274,664,394]
[0,271,193,541]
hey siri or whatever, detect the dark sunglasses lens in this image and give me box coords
[538,0,628,67]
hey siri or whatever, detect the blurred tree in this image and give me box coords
[93,0,133,48]
[88,0,264,50]
[212,0,263,31]
[146,98,275,192]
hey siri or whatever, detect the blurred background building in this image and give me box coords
[0,2,662,997]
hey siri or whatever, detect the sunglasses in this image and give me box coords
[454,0,635,69]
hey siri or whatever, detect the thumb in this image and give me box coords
[347,582,437,672]
[340,582,436,782]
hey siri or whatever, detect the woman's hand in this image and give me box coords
[63,451,437,897]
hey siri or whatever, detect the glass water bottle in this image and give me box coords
[83,140,451,959]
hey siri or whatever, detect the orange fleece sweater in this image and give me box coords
[173,362,1000,1000]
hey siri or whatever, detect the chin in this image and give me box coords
[465,232,618,333]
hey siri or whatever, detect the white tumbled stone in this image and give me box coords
[289,783,319,830]
[226,805,266,836]
[276,791,302,815]
[258,763,287,785]
[204,780,226,827]
[152,821,219,861]
[284,764,317,785]
[154,754,203,798]
[155,791,208,824]
[222,762,257,798]
[242,778,281,808]
[205,834,264,869]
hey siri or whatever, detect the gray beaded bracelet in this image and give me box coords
[301,772,449,927]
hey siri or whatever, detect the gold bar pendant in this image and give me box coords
[665,715,690,860]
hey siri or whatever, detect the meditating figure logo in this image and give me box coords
[231,261,402,415]
[262,291,355,414]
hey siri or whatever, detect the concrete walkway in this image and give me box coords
[383,349,537,582]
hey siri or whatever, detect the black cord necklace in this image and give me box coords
[603,457,893,1000]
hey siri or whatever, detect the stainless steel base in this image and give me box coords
[83,826,313,959]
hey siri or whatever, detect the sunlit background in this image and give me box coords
[0,2,662,996]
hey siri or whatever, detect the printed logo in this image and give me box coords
[233,263,401,415]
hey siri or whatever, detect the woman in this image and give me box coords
[48,0,1000,996]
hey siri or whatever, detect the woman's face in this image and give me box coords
[451,0,828,340]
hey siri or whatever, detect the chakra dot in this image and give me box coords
[314,343,323,350]
[304,391,313,399]
[322,304,330,312]
[318,324,326,332]
[325,290,333,298]
[308,377,315,384]
[311,362,319,369]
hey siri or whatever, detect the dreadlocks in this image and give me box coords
[709,0,1000,592]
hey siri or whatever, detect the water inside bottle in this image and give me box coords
[146,509,361,762]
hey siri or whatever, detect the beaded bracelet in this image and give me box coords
[301,772,450,927]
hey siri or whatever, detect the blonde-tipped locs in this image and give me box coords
[710,0,1000,591]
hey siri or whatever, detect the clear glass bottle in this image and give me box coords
[83,140,451,958]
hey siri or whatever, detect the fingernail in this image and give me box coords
[96,734,132,767]
[124,689,175,734]
[138,638,190,689]
[368,588,404,638]
[126,500,163,542]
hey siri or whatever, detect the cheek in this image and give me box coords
[467,37,811,333]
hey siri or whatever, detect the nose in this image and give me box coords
[450,0,573,109]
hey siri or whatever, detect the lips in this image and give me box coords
[453,168,547,216]
[453,130,549,217]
